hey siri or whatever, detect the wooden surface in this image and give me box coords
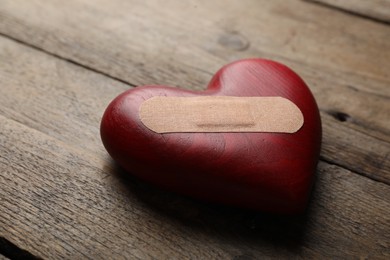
[308,0,390,23]
[0,0,389,258]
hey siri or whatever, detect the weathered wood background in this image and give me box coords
[0,0,389,259]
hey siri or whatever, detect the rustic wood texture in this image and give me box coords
[0,0,389,183]
[308,0,390,23]
[0,0,389,258]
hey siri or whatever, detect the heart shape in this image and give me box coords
[101,59,322,214]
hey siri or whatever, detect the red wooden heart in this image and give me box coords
[100,59,322,214]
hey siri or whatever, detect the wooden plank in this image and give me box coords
[0,0,390,183]
[320,112,389,183]
[1,114,389,258]
[308,0,390,23]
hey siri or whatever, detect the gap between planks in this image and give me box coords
[305,0,390,24]
[319,155,390,185]
[0,237,41,260]
[0,32,136,88]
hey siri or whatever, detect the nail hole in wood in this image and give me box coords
[218,32,250,51]
[329,111,351,122]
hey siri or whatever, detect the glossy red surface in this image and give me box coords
[100,59,322,214]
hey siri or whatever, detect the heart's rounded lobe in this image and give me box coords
[101,59,322,214]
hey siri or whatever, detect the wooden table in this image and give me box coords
[0,0,389,259]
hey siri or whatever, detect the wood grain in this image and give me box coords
[0,0,389,182]
[308,0,390,23]
[0,0,389,258]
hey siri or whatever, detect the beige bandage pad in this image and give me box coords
[139,96,304,133]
